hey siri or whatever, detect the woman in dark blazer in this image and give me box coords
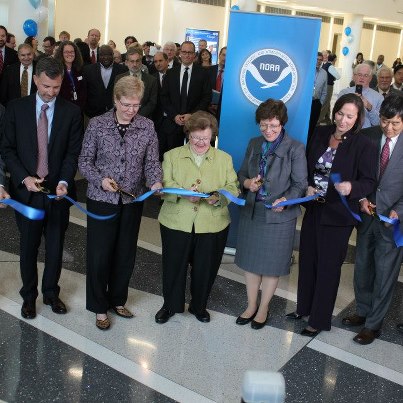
[287,93,377,336]
[235,99,308,329]
[54,41,87,111]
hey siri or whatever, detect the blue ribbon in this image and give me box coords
[331,173,403,247]
[0,199,45,220]
[130,188,246,206]
[264,194,320,209]
[330,173,362,222]
[47,195,116,220]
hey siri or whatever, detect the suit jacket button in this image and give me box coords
[377,188,380,192]
[196,179,201,184]
[193,206,198,212]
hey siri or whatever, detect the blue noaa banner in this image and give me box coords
[219,11,321,170]
[219,11,321,248]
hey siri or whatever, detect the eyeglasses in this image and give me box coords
[259,123,281,132]
[181,51,194,55]
[117,100,141,111]
[354,73,370,78]
[63,51,75,55]
[190,135,210,143]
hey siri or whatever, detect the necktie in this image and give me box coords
[21,66,29,97]
[180,67,189,114]
[379,137,391,178]
[382,92,387,98]
[91,50,96,64]
[216,68,223,91]
[0,50,3,74]
[37,104,49,178]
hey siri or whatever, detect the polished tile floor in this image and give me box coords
[0,183,402,402]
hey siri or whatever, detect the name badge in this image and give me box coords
[73,91,78,101]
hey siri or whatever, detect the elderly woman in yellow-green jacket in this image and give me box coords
[155,111,239,324]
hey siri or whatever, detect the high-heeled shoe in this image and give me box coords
[251,313,269,330]
[236,308,258,325]
[300,327,320,337]
[286,312,302,320]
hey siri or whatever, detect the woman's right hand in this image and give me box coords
[102,178,118,192]
[244,175,262,193]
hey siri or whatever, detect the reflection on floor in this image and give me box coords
[0,187,402,402]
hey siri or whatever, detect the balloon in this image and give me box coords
[231,5,240,10]
[35,6,48,23]
[29,0,42,9]
[342,47,349,56]
[344,26,352,36]
[23,19,38,37]
[347,35,354,44]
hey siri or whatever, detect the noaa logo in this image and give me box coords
[240,49,298,105]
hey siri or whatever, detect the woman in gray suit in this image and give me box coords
[235,99,308,329]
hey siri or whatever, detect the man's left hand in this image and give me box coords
[55,183,68,198]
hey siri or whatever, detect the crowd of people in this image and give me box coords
[0,24,402,343]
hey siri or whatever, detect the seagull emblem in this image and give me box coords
[246,64,292,89]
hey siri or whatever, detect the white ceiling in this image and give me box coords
[259,0,403,28]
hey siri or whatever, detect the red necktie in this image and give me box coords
[91,50,96,64]
[215,68,223,91]
[37,104,49,178]
[379,137,391,178]
[0,50,3,74]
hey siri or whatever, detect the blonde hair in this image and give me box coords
[114,75,144,101]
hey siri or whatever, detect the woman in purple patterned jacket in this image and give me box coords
[79,76,162,330]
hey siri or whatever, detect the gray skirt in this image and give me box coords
[235,202,296,276]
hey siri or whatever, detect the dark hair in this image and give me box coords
[124,35,137,44]
[127,46,143,58]
[0,25,8,35]
[181,41,195,52]
[317,51,323,57]
[184,110,218,141]
[356,52,364,59]
[393,64,403,75]
[6,33,15,43]
[219,46,227,55]
[43,36,56,46]
[328,54,337,62]
[35,57,64,79]
[380,94,403,120]
[54,40,83,71]
[24,36,36,47]
[154,51,168,61]
[76,41,91,64]
[332,93,364,133]
[144,41,154,47]
[255,99,288,126]
[198,49,212,65]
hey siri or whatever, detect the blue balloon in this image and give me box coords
[342,46,349,56]
[231,5,240,10]
[29,0,42,9]
[23,19,38,37]
[344,26,352,36]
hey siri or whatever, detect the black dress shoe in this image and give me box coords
[251,314,268,330]
[397,323,403,334]
[286,312,302,320]
[21,300,36,319]
[188,305,210,323]
[236,310,258,325]
[301,327,320,337]
[43,296,67,314]
[155,307,174,324]
[353,328,381,345]
[342,314,366,327]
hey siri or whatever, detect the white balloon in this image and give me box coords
[347,35,354,44]
[35,6,48,23]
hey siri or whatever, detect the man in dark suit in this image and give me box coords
[115,47,157,119]
[163,41,180,70]
[1,57,82,319]
[0,25,19,84]
[160,41,211,154]
[208,46,226,121]
[87,28,101,64]
[0,44,37,106]
[83,45,127,119]
[343,94,403,344]
[376,66,403,98]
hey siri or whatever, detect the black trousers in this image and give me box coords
[157,118,185,158]
[297,204,353,330]
[160,224,229,314]
[15,194,70,301]
[86,198,143,313]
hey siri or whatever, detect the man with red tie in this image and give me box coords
[0,25,19,85]
[343,94,403,344]
[1,57,82,320]
[87,28,101,64]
